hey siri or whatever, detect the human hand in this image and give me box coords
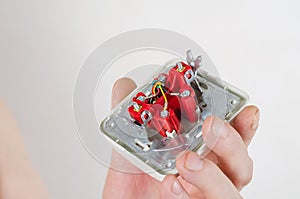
[0,101,50,199]
[103,78,259,199]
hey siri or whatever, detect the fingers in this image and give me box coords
[111,77,137,108]
[230,105,260,146]
[202,116,253,190]
[109,77,139,171]
[160,175,190,199]
[176,151,242,199]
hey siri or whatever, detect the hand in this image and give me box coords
[103,78,260,199]
[0,101,50,199]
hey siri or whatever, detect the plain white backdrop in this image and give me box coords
[1,0,300,198]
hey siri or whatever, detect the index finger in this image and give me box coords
[176,151,242,199]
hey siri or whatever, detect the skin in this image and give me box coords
[0,77,259,199]
[0,101,50,199]
[103,77,260,199]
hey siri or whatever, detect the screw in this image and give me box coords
[181,90,191,97]
[166,161,172,168]
[160,110,169,118]
[231,99,238,105]
[133,102,140,111]
[137,96,145,102]
[177,62,183,71]
[158,75,166,82]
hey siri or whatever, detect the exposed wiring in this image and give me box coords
[152,81,168,110]
[152,81,160,94]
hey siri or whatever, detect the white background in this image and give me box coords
[1,0,300,198]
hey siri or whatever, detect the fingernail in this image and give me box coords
[171,178,183,195]
[185,152,203,171]
[210,117,229,138]
[251,110,260,130]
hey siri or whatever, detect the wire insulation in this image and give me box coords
[152,82,168,110]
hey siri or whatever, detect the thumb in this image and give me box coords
[109,77,139,172]
[111,77,137,109]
